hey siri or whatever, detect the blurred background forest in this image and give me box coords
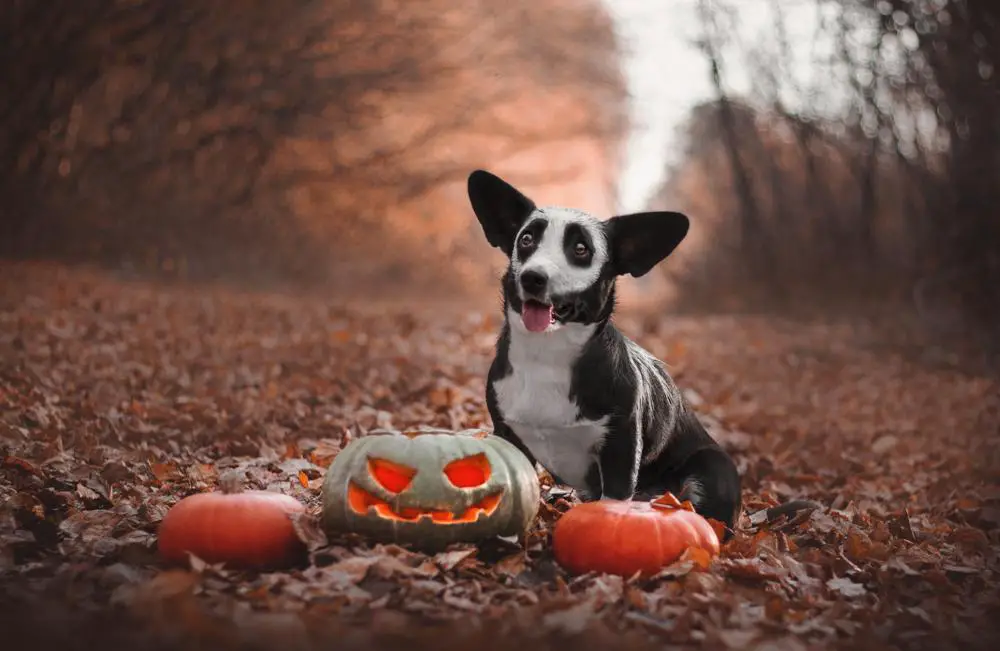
[1,0,997,349]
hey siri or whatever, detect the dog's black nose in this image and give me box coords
[519,270,548,295]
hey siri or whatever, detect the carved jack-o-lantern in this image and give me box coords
[320,428,540,549]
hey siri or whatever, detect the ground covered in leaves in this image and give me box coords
[1,261,998,651]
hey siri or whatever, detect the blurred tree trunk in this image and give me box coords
[697,0,763,275]
[666,0,1000,343]
[0,1,116,248]
[924,0,1000,330]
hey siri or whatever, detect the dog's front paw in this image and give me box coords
[677,478,707,508]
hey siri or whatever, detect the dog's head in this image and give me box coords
[467,170,690,334]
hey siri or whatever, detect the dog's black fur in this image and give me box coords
[468,169,742,535]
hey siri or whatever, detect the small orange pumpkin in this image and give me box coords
[158,487,306,569]
[551,494,720,578]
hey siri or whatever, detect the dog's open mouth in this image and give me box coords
[522,299,554,333]
[553,301,576,322]
[522,299,578,332]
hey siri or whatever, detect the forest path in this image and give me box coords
[1,261,997,651]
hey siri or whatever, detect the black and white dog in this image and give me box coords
[467,170,742,534]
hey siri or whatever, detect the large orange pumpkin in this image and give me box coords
[158,490,306,569]
[551,495,720,578]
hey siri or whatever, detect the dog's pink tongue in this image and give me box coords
[522,302,553,333]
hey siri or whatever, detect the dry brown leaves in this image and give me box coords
[1,262,999,651]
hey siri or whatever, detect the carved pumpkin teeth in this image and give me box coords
[346,481,503,523]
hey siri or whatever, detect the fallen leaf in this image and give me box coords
[495,552,528,577]
[433,548,476,571]
[827,576,867,598]
[541,598,596,635]
[871,435,898,454]
[58,510,123,541]
[308,439,343,468]
[149,462,181,483]
[887,509,917,542]
[76,482,102,502]
[706,517,729,541]
[2,455,43,477]
[716,628,760,648]
[289,511,328,552]
[942,564,980,575]
[678,545,715,570]
[885,556,921,576]
[645,560,693,581]
[326,556,381,583]
[128,569,201,606]
[650,492,690,511]
[720,557,783,582]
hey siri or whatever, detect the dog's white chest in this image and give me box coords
[493,315,608,490]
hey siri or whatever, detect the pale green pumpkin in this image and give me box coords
[320,428,540,549]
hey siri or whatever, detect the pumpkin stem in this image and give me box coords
[218,470,246,494]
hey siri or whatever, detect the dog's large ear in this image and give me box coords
[467,170,536,256]
[607,211,690,278]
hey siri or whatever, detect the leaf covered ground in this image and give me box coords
[1,261,998,651]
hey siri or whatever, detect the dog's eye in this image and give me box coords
[573,242,589,257]
[518,233,534,248]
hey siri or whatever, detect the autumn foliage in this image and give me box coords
[1,1,999,649]
[658,0,1000,352]
[0,0,624,296]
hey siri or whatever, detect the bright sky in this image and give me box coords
[604,0,835,212]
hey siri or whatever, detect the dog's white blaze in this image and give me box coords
[621,340,648,483]
[623,338,675,464]
[494,307,608,491]
[511,206,608,298]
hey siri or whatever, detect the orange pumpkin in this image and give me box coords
[551,494,720,578]
[158,489,306,569]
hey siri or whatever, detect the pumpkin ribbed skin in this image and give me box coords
[552,499,720,577]
[320,429,540,550]
[158,491,306,569]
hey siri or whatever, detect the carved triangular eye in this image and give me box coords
[368,458,416,493]
[444,453,491,488]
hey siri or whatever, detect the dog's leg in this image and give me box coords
[573,460,604,501]
[634,411,743,537]
[594,422,641,500]
[486,371,538,467]
[674,447,742,531]
[660,448,742,537]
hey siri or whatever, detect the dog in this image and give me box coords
[467,169,742,534]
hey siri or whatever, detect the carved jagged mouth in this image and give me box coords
[347,481,503,523]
